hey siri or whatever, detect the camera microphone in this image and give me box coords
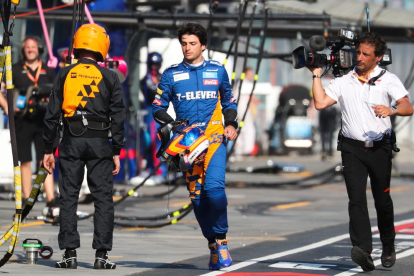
[309,35,326,52]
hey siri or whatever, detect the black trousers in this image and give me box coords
[341,138,395,253]
[58,136,114,251]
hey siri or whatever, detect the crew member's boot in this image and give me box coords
[55,249,77,269]
[94,250,116,269]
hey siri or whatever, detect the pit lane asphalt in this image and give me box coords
[1,146,414,275]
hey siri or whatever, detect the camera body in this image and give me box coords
[292,29,392,77]
[15,83,53,118]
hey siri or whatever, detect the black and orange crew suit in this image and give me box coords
[43,58,125,251]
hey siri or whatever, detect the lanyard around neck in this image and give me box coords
[23,60,42,87]
[354,69,386,85]
[354,69,374,83]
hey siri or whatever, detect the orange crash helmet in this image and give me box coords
[156,122,210,171]
[73,23,110,62]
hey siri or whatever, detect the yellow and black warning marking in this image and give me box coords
[0,2,28,266]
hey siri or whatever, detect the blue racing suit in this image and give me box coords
[152,60,238,239]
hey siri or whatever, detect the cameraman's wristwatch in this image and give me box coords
[313,75,321,79]
[391,106,397,115]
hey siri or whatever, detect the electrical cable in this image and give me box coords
[113,179,180,199]
[114,203,192,221]
[226,0,268,162]
[66,0,81,65]
[209,44,292,61]
[26,161,166,223]
[207,0,219,60]
[221,0,247,77]
[230,0,248,88]
[235,0,258,105]
[72,161,164,222]
[80,0,85,26]
[226,163,342,189]
[142,183,179,198]
[226,36,263,52]
[113,205,193,228]
[67,161,191,227]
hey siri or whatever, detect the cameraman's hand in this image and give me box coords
[307,66,323,76]
[372,105,393,118]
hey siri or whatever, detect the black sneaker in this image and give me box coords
[55,250,77,269]
[94,251,116,269]
[351,246,375,272]
[381,244,396,268]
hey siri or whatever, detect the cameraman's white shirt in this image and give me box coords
[324,65,408,141]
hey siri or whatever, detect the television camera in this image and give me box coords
[292,29,392,77]
[14,83,53,118]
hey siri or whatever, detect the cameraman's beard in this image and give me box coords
[356,63,367,73]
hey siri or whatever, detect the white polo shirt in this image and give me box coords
[324,65,408,141]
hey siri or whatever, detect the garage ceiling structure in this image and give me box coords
[15,0,414,42]
[268,0,414,42]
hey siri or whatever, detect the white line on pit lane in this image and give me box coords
[335,248,414,276]
[373,233,414,240]
[199,218,414,276]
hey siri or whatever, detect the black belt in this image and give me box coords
[62,119,111,138]
[63,120,110,129]
[342,136,389,148]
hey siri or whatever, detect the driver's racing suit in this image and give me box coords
[152,60,237,239]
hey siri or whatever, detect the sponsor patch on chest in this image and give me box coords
[173,73,190,82]
[203,72,218,79]
[176,91,217,101]
[203,79,219,85]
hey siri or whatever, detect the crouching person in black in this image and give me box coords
[43,24,125,269]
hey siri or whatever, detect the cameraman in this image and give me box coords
[13,36,56,206]
[308,32,413,271]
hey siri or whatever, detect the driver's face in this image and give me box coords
[181,34,205,64]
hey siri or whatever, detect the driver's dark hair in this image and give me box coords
[359,32,387,57]
[177,22,207,46]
